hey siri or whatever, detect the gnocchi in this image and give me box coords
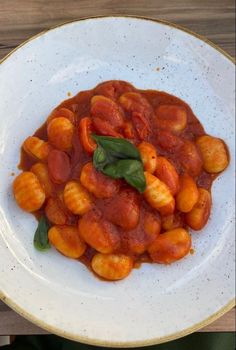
[91,95,124,128]
[91,254,133,280]
[23,136,50,161]
[48,149,71,184]
[144,172,175,215]
[178,140,203,176]
[196,135,229,173]
[176,174,199,213]
[80,162,119,199]
[64,180,93,215]
[155,156,179,196]
[148,228,191,264]
[47,117,74,151]
[47,107,76,125]
[13,172,45,212]
[48,225,86,258]
[45,197,67,225]
[78,209,120,253]
[138,142,158,173]
[15,80,230,281]
[185,188,212,230]
[155,105,187,132]
[103,189,140,230]
[30,162,53,198]
[143,211,161,242]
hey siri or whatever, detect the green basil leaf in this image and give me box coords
[103,159,143,178]
[124,171,146,193]
[93,145,108,171]
[92,134,146,192]
[103,159,146,192]
[34,216,51,251]
[92,134,141,160]
[93,145,117,171]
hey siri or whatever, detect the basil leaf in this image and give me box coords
[92,134,141,160]
[103,159,146,193]
[125,171,146,193]
[93,145,108,171]
[93,145,117,171]
[103,159,143,178]
[92,134,146,192]
[34,216,51,251]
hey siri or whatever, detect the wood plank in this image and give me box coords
[0,301,235,335]
[0,0,235,60]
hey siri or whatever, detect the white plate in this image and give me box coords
[0,16,235,347]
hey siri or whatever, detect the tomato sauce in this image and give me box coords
[18,80,224,273]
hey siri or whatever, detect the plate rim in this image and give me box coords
[0,15,235,348]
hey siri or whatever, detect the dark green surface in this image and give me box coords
[2,333,235,350]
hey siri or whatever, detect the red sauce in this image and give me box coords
[18,80,225,273]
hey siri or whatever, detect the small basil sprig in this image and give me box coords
[92,135,146,193]
[104,159,146,193]
[34,216,51,251]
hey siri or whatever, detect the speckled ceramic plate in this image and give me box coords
[0,16,235,348]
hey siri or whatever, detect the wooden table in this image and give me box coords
[0,0,235,337]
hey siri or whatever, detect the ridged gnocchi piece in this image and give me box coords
[155,156,179,195]
[148,228,191,264]
[185,188,212,230]
[196,135,229,173]
[156,105,187,132]
[104,189,140,230]
[143,211,161,242]
[78,117,97,154]
[78,209,120,253]
[23,136,50,161]
[45,197,67,225]
[13,172,45,212]
[48,225,86,258]
[138,142,158,173]
[176,174,199,213]
[178,140,203,176]
[47,117,74,151]
[47,107,76,125]
[91,253,133,280]
[144,172,175,215]
[91,95,124,128]
[64,180,93,215]
[80,162,119,199]
[30,162,53,198]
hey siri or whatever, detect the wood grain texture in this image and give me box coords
[0,0,235,60]
[0,301,235,335]
[0,0,235,336]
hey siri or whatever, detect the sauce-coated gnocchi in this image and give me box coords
[14,80,230,281]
